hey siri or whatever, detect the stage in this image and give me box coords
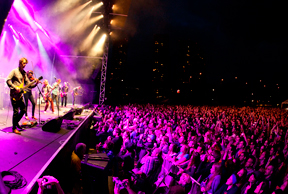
[0,103,94,194]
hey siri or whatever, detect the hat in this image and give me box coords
[231,174,238,185]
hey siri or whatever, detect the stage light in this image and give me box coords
[101,15,104,18]
[94,2,104,10]
[110,20,113,24]
[79,25,100,52]
[90,33,107,56]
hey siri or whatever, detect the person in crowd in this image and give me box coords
[168,173,192,194]
[200,162,222,194]
[174,144,190,166]
[66,143,86,194]
[112,127,123,155]
[241,172,259,194]
[215,174,239,194]
[254,180,270,194]
[136,148,163,177]
[37,175,64,194]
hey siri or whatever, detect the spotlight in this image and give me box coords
[101,15,104,18]
[110,20,113,24]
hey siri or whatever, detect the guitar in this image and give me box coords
[43,82,59,100]
[10,76,43,101]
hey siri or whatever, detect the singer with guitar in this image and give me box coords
[72,86,82,106]
[6,58,41,134]
[61,82,69,107]
[41,79,54,114]
[51,78,61,111]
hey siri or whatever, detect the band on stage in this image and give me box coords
[6,57,83,134]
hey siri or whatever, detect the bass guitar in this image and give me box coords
[10,76,43,101]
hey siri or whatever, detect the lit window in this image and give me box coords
[161,43,163,46]
[155,41,159,44]
[183,66,185,68]
[212,89,214,91]
[190,76,192,78]
[111,73,113,75]
[187,54,190,57]
[235,77,237,79]
[221,79,224,81]
[187,61,189,63]
[188,46,189,48]
[161,64,163,66]
[199,72,202,75]
[252,93,253,95]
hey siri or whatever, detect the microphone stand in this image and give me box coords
[36,84,44,125]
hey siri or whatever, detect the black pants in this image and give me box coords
[24,91,36,117]
[72,94,76,105]
[52,94,59,110]
[11,97,26,128]
[61,95,67,107]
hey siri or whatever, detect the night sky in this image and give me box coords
[124,0,288,85]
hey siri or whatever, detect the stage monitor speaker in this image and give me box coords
[74,107,84,115]
[42,117,63,132]
[62,108,76,120]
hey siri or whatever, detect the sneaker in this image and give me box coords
[32,116,37,120]
[25,116,30,120]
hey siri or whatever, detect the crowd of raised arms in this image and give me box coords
[93,105,288,194]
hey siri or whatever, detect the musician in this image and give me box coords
[41,79,54,114]
[61,82,69,107]
[24,70,37,120]
[51,79,61,111]
[72,86,81,106]
[6,57,39,134]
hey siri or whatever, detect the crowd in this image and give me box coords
[38,104,288,194]
[94,105,288,194]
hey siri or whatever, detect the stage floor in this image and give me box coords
[0,103,90,194]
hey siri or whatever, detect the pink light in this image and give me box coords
[9,25,19,39]
[34,21,50,40]
[13,0,22,7]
